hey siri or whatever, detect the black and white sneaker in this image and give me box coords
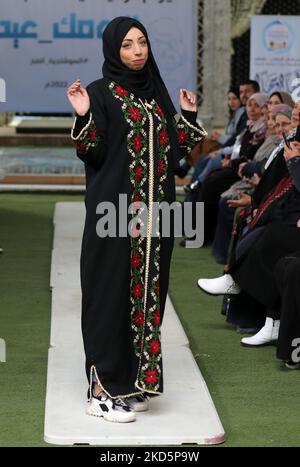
[87,391,136,423]
[124,394,149,412]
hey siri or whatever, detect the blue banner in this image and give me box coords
[0,0,196,112]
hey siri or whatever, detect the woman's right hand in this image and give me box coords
[67,78,90,116]
[227,191,252,208]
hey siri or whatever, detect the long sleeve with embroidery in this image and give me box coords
[175,109,207,161]
[71,85,108,171]
[71,111,102,169]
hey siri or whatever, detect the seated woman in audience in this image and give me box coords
[181,93,268,246]
[268,90,295,110]
[238,105,293,181]
[212,104,293,264]
[215,102,300,331]
[225,101,300,226]
[211,88,245,146]
[197,141,300,348]
[194,93,269,243]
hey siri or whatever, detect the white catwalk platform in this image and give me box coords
[44,202,225,446]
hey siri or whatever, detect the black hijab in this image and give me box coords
[102,16,182,170]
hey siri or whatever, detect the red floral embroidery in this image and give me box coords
[132,283,144,298]
[131,254,142,269]
[176,115,206,152]
[149,340,160,355]
[133,194,142,202]
[128,107,142,121]
[158,160,167,177]
[89,128,97,142]
[135,166,144,181]
[153,311,161,326]
[134,312,144,327]
[156,104,165,119]
[145,369,158,384]
[73,115,101,154]
[154,281,160,297]
[115,85,129,97]
[159,131,169,146]
[132,136,143,152]
[177,130,189,144]
[77,141,86,153]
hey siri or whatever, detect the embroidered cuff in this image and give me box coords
[181,110,207,136]
[176,112,207,152]
[71,111,101,154]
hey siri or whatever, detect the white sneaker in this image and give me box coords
[124,394,149,412]
[241,317,280,347]
[87,391,136,423]
[197,274,241,296]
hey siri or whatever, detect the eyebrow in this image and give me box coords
[122,36,146,42]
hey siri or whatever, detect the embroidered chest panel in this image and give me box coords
[108,81,171,393]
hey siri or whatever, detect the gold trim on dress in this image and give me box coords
[88,365,145,401]
[180,114,208,137]
[71,111,92,141]
[135,98,159,393]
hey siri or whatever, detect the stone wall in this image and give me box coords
[197,0,232,130]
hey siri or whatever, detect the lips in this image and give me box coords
[132,59,144,64]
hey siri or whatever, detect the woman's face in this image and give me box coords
[228,92,241,112]
[246,99,264,121]
[275,114,292,137]
[120,27,149,71]
[267,112,276,134]
[268,94,282,111]
[291,101,300,127]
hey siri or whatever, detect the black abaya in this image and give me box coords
[231,223,300,310]
[275,253,300,362]
[71,78,206,398]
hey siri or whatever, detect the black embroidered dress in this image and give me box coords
[71,77,206,399]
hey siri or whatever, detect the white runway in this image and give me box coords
[44,202,225,446]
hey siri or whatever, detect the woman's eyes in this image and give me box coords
[122,41,147,48]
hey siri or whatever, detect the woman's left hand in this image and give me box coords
[179,89,197,112]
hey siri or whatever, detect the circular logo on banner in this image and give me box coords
[262,20,294,54]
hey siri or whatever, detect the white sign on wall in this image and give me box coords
[250,15,300,96]
[0,0,196,113]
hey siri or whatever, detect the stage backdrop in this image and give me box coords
[0,0,196,113]
[250,15,300,96]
